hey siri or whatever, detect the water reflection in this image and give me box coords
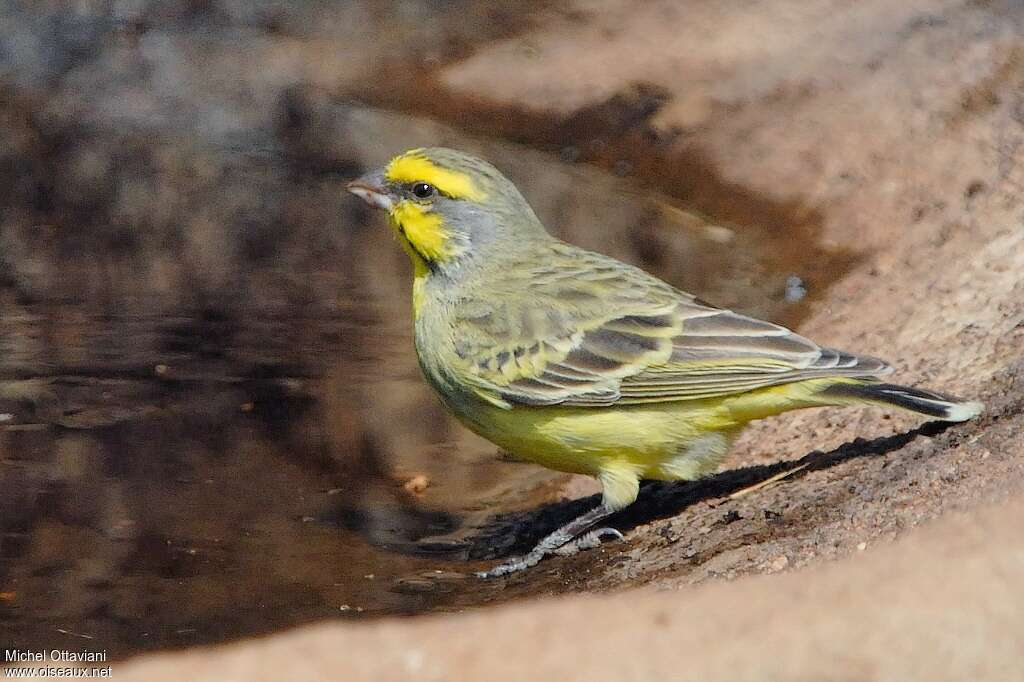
[0,305,538,654]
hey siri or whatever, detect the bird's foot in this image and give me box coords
[475,525,624,579]
[474,550,546,579]
[551,527,624,556]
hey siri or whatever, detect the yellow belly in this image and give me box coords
[450,379,840,478]
[462,401,724,476]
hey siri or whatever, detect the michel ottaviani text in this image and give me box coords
[5,650,108,663]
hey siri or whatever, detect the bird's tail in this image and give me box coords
[819,381,983,422]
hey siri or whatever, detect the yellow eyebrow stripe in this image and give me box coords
[385,153,486,201]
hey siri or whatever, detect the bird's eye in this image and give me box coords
[411,182,435,199]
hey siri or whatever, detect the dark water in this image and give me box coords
[0,301,546,655]
[0,0,853,660]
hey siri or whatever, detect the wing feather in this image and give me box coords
[446,242,891,408]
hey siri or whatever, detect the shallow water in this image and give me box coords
[0,303,529,652]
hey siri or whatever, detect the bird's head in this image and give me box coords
[347,148,548,275]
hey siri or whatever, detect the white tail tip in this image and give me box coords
[944,400,984,422]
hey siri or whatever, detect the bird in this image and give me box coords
[346,147,983,578]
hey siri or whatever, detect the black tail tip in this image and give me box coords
[824,382,984,422]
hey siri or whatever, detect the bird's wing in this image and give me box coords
[449,245,890,408]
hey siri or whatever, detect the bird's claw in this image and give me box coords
[475,526,624,578]
[551,527,624,556]
[475,550,544,579]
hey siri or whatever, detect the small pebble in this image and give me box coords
[785,275,807,302]
[703,225,735,243]
[403,474,430,495]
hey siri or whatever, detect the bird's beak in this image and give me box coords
[346,170,393,211]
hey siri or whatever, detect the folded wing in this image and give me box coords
[449,245,890,408]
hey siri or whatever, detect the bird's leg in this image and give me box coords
[475,503,622,579]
